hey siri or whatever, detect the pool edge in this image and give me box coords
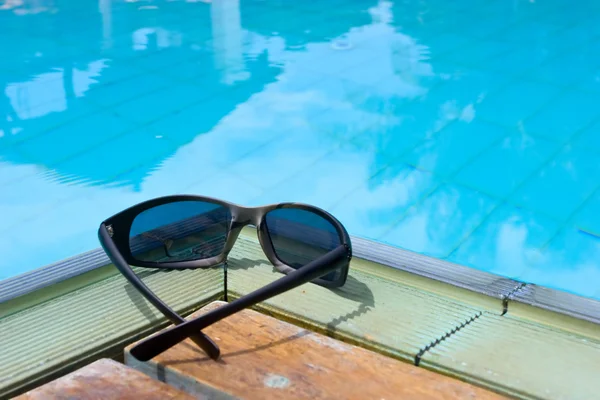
[1,234,599,325]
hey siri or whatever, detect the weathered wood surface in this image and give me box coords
[14,358,194,400]
[125,301,507,400]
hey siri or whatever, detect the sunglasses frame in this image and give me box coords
[99,194,351,287]
[98,195,352,360]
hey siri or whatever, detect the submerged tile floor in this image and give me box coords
[0,0,600,300]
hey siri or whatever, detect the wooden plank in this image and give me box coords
[125,301,507,400]
[15,358,194,400]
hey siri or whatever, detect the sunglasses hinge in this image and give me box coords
[106,224,114,238]
[344,244,352,259]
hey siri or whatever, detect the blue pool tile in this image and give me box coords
[305,93,400,140]
[292,0,349,13]
[572,42,600,93]
[208,34,268,62]
[227,132,337,189]
[335,59,396,87]
[402,119,509,178]
[86,60,149,87]
[16,111,134,166]
[422,32,474,58]
[572,190,600,238]
[130,48,196,72]
[539,4,599,28]
[4,100,100,145]
[85,72,174,108]
[265,70,327,96]
[159,57,215,82]
[112,156,222,199]
[185,171,264,205]
[428,62,512,105]
[519,227,600,299]
[348,97,441,158]
[99,40,156,63]
[302,42,388,83]
[449,16,508,39]
[509,148,600,221]
[455,133,559,198]
[54,128,175,188]
[398,22,446,42]
[523,90,600,142]
[572,120,600,154]
[149,95,285,157]
[528,54,594,87]
[112,84,209,125]
[575,69,600,94]
[146,102,219,143]
[490,45,550,76]
[5,71,72,112]
[476,80,562,128]
[442,39,513,68]
[352,122,423,160]
[381,183,498,258]
[494,19,563,44]
[303,74,392,114]
[331,163,440,240]
[0,156,40,187]
[0,172,81,232]
[563,14,600,39]
[448,205,561,278]
[576,36,600,63]
[251,147,389,210]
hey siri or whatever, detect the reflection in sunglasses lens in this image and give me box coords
[129,201,230,263]
[264,208,342,282]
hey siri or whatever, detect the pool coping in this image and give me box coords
[1,235,599,324]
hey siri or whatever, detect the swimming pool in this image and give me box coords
[1,0,599,300]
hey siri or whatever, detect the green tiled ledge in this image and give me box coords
[1,231,599,400]
[420,313,600,400]
[227,236,488,363]
[0,265,223,399]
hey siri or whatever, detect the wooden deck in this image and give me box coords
[125,301,507,400]
[14,359,194,400]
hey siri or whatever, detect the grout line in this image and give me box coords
[414,311,483,367]
[567,185,600,232]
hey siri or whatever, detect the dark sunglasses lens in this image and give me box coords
[129,201,230,262]
[264,208,343,282]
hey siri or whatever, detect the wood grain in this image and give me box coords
[15,358,195,400]
[126,301,508,400]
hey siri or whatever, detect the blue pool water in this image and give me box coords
[1,0,600,300]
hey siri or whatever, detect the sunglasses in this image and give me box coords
[98,195,352,361]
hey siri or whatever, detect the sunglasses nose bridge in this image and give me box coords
[232,207,261,227]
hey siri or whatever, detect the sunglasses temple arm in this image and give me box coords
[98,224,221,360]
[130,244,350,362]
